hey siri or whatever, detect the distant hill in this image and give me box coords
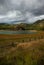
[0,23,7,25]
[33,19,44,25]
[0,19,44,31]
[30,19,44,30]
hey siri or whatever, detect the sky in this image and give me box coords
[0,0,44,24]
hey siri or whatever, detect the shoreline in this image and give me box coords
[0,29,37,32]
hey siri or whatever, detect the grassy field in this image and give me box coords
[0,31,44,43]
[0,31,44,65]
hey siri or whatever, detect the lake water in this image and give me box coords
[0,30,37,34]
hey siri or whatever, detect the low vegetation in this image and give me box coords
[0,32,44,65]
[0,39,44,65]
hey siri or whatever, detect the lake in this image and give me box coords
[0,30,37,34]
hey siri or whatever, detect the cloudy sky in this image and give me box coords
[0,0,44,23]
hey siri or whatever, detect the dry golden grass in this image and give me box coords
[16,39,44,49]
[0,31,44,64]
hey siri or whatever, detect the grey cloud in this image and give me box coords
[0,0,44,23]
[0,0,5,5]
[0,0,44,15]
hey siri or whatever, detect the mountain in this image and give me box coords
[33,19,44,24]
[0,19,44,31]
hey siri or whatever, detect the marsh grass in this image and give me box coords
[0,31,44,65]
[0,40,44,65]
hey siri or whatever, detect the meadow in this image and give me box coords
[0,31,44,65]
[0,31,44,43]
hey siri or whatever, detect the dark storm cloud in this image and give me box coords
[0,0,44,23]
[0,0,5,4]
